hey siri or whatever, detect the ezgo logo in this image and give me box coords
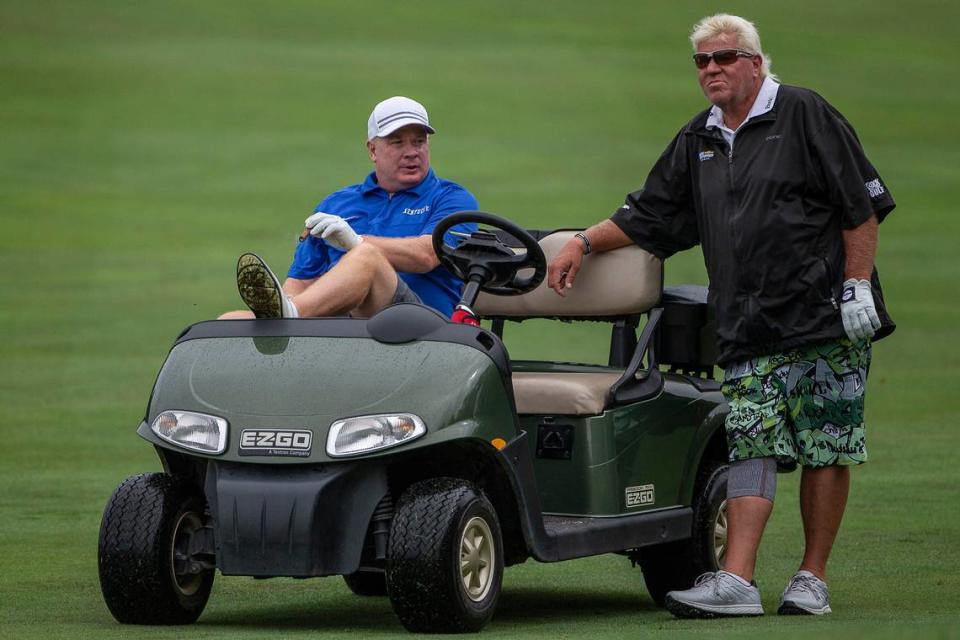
[239,430,312,457]
[625,484,655,508]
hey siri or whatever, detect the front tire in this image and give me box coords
[639,463,728,606]
[98,473,215,624]
[386,478,503,633]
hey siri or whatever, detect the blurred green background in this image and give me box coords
[1,0,958,638]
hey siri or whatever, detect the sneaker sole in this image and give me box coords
[665,595,764,619]
[237,254,282,319]
[778,601,831,616]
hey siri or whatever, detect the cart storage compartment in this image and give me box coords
[655,285,717,377]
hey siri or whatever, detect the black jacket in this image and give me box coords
[611,84,895,365]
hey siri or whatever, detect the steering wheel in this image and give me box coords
[432,211,546,296]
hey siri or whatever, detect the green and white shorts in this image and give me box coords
[722,338,872,470]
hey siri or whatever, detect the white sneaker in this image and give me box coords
[778,570,832,615]
[665,571,764,618]
[236,253,298,318]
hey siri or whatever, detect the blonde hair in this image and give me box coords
[690,14,777,81]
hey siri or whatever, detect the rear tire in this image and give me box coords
[343,570,388,596]
[386,478,503,633]
[639,463,728,606]
[98,473,214,624]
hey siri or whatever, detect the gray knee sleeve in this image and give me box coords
[727,457,777,502]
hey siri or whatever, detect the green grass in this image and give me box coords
[2,0,959,638]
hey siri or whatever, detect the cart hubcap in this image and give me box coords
[460,516,495,602]
[714,499,728,567]
[171,510,204,596]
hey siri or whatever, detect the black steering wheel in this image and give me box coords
[432,211,546,297]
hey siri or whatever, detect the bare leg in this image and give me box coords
[798,465,849,581]
[290,242,399,318]
[218,310,255,319]
[722,496,774,582]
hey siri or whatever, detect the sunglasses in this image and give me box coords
[693,48,755,69]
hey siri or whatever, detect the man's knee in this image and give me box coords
[342,241,389,273]
[728,457,778,502]
[347,242,399,293]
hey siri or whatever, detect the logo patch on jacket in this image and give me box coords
[698,150,715,162]
[865,179,885,198]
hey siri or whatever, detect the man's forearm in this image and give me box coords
[547,218,635,295]
[579,219,633,254]
[842,215,878,280]
[361,234,439,273]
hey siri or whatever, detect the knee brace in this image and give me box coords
[727,457,777,502]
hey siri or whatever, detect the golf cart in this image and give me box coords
[98,211,729,633]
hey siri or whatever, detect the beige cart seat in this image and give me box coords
[473,231,662,415]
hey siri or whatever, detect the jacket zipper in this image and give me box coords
[821,257,840,309]
[727,142,740,274]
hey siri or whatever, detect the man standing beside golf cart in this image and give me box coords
[221,96,477,320]
[547,14,894,618]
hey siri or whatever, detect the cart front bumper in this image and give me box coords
[204,461,388,577]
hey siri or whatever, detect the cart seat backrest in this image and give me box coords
[473,230,662,319]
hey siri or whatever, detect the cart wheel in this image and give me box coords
[638,463,728,606]
[98,473,215,624]
[343,570,388,596]
[386,478,503,633]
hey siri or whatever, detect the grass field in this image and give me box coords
[2,1,959,638]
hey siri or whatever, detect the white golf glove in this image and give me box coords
[305,212,363,251]
[840,278,881,342]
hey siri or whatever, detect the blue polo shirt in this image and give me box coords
[288,168,478,317]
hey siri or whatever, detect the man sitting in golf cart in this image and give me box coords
[220,96,477,320]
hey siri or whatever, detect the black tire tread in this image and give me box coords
[98,473,213,624]
[387,477,501,633]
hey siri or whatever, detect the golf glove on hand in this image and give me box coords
[840,278,881,342]
[305,212,363,251]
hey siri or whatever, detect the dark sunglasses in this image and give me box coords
[693,48,755,69]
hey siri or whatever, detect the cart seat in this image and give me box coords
[511,371,623,415]
[474,231,661,319]
[474,230,662,416]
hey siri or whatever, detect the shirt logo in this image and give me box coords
[698,150,715,162]
[865,179,885,198]
[403,205,431,215]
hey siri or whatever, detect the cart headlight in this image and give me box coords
[326,413,426,457]
[151,410,228,454]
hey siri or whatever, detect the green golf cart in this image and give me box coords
[98,211,728,633]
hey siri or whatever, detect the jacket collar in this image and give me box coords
[687,77,781,139]
[705,76,780,132]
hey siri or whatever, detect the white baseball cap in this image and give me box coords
[366,96,436,141]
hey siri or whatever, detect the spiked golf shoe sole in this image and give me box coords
[237,253,284,318]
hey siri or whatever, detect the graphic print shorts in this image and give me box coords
[722,339,872,469]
